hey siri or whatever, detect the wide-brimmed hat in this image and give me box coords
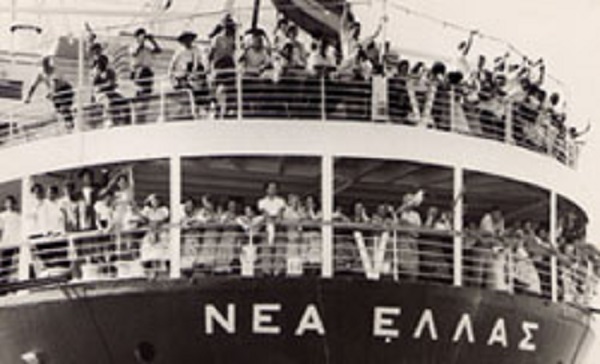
[177,31,197,44]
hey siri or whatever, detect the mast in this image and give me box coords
[251,0,260,30]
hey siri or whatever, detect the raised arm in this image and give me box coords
[146,34,162,54]
[460,30,478,57]
[24,74,43,103]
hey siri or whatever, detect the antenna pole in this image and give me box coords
[76,29,85,132]
[251,0,260,29]
[10,0,16,65]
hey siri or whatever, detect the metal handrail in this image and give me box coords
[0,72,580,167]
[0,221,596,309]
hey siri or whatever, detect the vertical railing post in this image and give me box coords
[321,154,333,277]
[158,81,166,123]
[169,155,182,279]
[506,247,514,293]
[18,176,32,281]
[585,260,593,304]
[449,87,456,132]
[452,165,464,287]
[551,256,559,302]
[392,228,398,281]
[320,75,326,122]
[236,69,243,121]
[549,190,558,302]
[505,101,514,144]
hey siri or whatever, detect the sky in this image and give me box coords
[1,0,600,362]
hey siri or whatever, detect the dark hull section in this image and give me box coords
[0,278,594,364]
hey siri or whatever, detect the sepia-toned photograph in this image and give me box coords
[0,0,598,363]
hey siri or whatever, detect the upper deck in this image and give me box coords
[0,69,580,170]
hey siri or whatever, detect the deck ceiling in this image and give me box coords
[0,156,584,224]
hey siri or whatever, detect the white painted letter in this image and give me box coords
[452,314,475,343]
[253,304,282,335]
[487,318,508,348]
[295,304,325,336]
[205,304,236,334]
[413,309,438,341]
[373,307,401,338]
[518,321,539,352]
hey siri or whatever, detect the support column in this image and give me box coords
[549,191,558,302]
[169,156,182,279]
[321,154,333,278]
[504,102,514,144]
[453,166,464,287]
[76,30,85,132]
[18,176,32,281]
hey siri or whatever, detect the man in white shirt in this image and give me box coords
[257,182,287,275]
[0,195,21,246]
[257,182,286,219]
[0,195,21,282]
[45,186,65,236]
[26,184,49,238]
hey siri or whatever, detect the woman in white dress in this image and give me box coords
[216,199,240,273]
[139,194,170,276]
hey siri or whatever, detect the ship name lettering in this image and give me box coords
[373,307,401,338]
[487,318,508,348]
[412,309,438,341]
[253,303,282,334]
[372,307,538,352]
[452,313,475,343]
[204,303,325,336]
[203,304,539,352]
[518,321,539,352]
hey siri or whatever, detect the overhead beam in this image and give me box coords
[334,160,385,194]
[383,164,422,184]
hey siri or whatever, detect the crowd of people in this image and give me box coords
[0,168,593,304]
[17,9,587,165]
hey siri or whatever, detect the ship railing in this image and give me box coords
[1,221,598,309]
[0,72,580,167]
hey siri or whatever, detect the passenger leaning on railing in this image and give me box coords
[59,182,83,233]
[422,207,453,282]
[169,31,209,116]
[474,207,507,290]
[239,29,274,117]
[180,197,201,270]
[130,27,162,98]
[24,56,75,130]
[282,194,304,273]
[216,199,241,273]
[130,27,162,124]
[208,14,238,118]
[92,55,131,127]
[302,196,322,267]
[198,194,222,270]
[78,168,99,231]
[508,226,542,295]
[396,193,423,280]
[257,182,286,276]
[139,194,170,277]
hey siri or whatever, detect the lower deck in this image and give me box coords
[0,277,594,364]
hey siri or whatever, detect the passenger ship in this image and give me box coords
[0,1,597,363]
